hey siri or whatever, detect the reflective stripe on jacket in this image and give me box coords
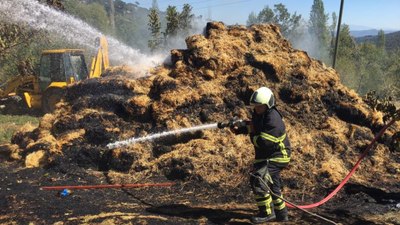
[250,107,291,163]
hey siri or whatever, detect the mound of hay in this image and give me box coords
[8,22,400,202]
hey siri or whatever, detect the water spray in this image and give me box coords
[107,123,219,149]
[0,0,164,76]
[106,119,245,149]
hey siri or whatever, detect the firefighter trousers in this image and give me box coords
[250,161,288,216]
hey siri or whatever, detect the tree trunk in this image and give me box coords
[108,0,116,34]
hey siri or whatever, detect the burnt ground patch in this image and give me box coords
[147,204,251,224]
[2,160,399,225]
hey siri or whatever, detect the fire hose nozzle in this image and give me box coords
[217,119,246,129]
[217,121,229,129]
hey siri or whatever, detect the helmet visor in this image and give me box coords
[250,91,261,105]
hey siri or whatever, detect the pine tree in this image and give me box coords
[179,4,194,37]
[147,5,161,52]
[377,30,385,50]
[309,0,330,62]
[165,6,179,37]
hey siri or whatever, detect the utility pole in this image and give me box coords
[332,0,344,69]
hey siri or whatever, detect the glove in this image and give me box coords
[230,126,240,134]
[218,118,251,134]
[229,119,250,134]
[230,119,247,129]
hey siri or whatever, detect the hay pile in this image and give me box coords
[5,22,400,201]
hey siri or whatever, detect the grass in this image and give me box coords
[0,114,39,144]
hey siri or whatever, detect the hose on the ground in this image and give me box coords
[287,118,397,209]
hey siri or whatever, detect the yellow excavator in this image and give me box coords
[0,36,109,113]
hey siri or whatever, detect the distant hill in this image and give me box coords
[355,31,400,51]
[350,29,397,38]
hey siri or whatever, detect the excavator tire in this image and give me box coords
[42,88,65,114]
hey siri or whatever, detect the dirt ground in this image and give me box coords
[1,159,399,225]
[1,22,399,224]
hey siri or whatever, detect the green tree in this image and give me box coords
[0,0,69,82]
[256,6,274,24]
[0,24,32,57]
[382,49,400,98]
[164,6,179,42]
[356,43,384,94]
[273,3,301,37]
[64,0,111,33]
[309,0,330,62]
[335,24,358,89]
[115,14,138,47]
[246,12,259,26]
[377,29,385,50]
[247,4,301,38]
[0,23,36,82]
[179,4,194,37]
[147,6,161,52]
[335,24,400,100]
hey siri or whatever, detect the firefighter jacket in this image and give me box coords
[249,107,291,164]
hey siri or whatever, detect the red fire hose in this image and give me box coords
[287,117,397,209]
[41,182,175,190]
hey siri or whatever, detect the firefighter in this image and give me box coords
[231,86,291,223]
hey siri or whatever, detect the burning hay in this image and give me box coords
[4,22,399,204]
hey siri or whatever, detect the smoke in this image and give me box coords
[287,20,331,64]
[167,17,207,50]
[149,16,207,66]
[0,0,165,77]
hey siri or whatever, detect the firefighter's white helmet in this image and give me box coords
[250,87,275,109]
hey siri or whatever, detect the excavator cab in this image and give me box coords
[0,36,108,114]
[39,49,89,91]
[36,49,90,112]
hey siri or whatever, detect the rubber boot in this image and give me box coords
[275,207,288,222]
[250,212,276,224]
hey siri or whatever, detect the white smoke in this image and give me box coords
[167,17,207,50]
[286,20,332,64]
[150,16,207,64]
[0,0,166,77]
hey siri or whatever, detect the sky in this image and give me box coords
[125,0,400,31]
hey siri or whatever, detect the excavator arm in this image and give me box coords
[0,75,39,112]
[89,36,109,78]
[0,75,37,99]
